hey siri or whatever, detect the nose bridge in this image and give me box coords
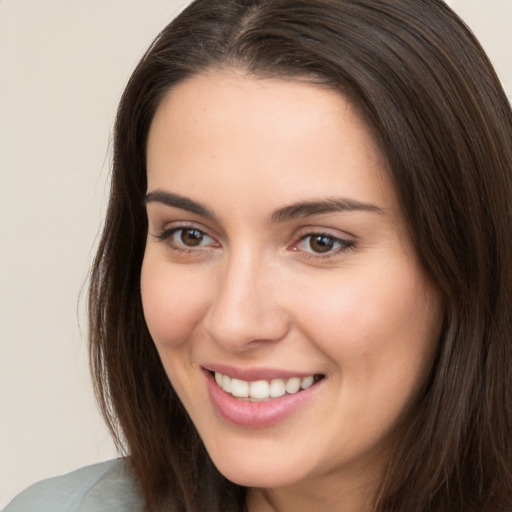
[204,245,289,350]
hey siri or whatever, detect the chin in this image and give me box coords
[221,469,302,489]
[211,451,308,489]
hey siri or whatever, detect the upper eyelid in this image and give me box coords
[152,219,217,236]
[294,232,355,248]
[297,232,350,243]
[155,225,215,240]
[294,225,357,241]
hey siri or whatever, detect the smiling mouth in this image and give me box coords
[212,371,325,402]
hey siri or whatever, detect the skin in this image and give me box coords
[141,70,443,512]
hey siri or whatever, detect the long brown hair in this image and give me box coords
[89,1,512,510]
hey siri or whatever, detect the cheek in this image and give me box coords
[140,255,209,350]
[293,260,441,386]
[294,265,442,453]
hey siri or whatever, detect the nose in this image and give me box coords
[203,249,290,352]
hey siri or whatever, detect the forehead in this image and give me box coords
[146,70,396,218]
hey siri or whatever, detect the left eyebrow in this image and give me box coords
[271,197,384,223]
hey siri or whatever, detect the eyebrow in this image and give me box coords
[145,190,215,218]
[145,189,384,222]
[271,197,384,222]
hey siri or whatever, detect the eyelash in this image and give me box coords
[294,232,355,260]
[153,225,217,255]
[152,226,355,261]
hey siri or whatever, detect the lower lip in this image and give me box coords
[204,371,322,428]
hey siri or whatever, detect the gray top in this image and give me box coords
[4,459,144,512]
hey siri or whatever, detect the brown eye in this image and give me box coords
[308,235,335,253]
[294,232,354,258]
[180,228,206,246]
[154,226,216,251]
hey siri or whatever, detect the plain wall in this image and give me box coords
[1,0,510,507]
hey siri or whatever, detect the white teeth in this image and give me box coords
[285,377,301,394]
[301,376,314,389]
[249,380,270,399]
[214,372,319,399]
[269,378,286,398]
[222,374,232,393]
[231,378,249,397]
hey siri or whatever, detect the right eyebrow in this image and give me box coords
[144,190,215,219]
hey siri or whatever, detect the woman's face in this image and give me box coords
[141,71,443,505]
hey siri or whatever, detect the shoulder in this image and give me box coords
[4,458,144,512]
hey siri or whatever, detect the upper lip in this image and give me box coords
[202,363,322,382]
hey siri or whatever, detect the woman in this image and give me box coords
[6,0,512,511]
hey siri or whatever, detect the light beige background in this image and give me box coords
[1,0,510,507]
